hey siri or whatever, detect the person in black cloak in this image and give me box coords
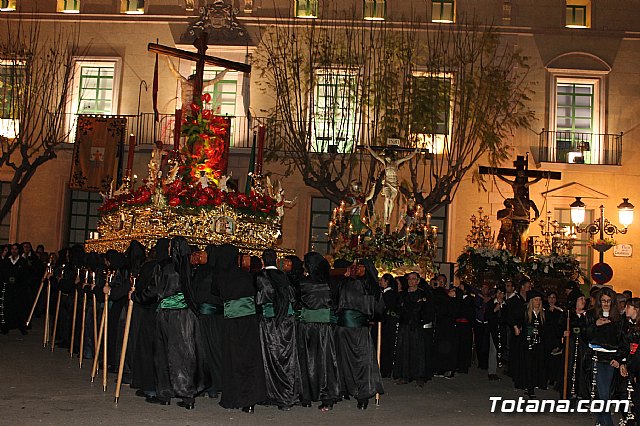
[297,252,340,411]
[104,249,130,372]
[334,259,384,410]
[0,243,28,335]
[393,271,434,385]
[433,283,458,379]
[213,243,266,413]
[82,252,105,359]
[485,285,509,381]
[49,246,80,346]
[543,291,564,389]
[454,283,476,375]
[378,273,399,378]
[559,292,589,400]
[136,236,203,409]
[515,289,547,397]
[284,255,304,289]
[255,248,300,410]
[191,244,223,398]
[130,239,167,397]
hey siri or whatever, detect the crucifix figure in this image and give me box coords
[148,33,251,106]
[479,155,561,259]
[365,143,421,231]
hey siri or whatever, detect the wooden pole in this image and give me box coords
[91,302,106,382]
[50,290,62,352]
[115,277,136,404]
[69,286,79,357]
[79,291,87,368]
[43,279,51,348]
[26,279,45,327]
[562,310,571,399]
[375,321,382,406]
[102,289,109,392]
[92,294,98,355]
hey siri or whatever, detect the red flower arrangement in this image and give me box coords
[98,185,152,213]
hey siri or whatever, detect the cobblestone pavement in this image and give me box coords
[0,322,597,425]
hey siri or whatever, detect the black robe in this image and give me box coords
[513,309,546,391]
[379,287,399,378]
[559,311,589,399]
[334,276,384,402]
[297,253,340,405]
[485,299,509,368]
[544,306,565,386]
[134,247,203,401]
[505,293,526,384]
[191,244,223,395]
[393,288,434,381]
[433,287,458,373]
[213,244,266,409]
[256,267,300,408]
[455,293,475,373]
[0,257,28,332]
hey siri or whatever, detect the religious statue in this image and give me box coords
[219,171,232,192]
[148,140,168,188]
[273,180,297,219]
[496,199,514,252]
[365,143,420,228]
[343,180,374,234]
[166,57,228,111]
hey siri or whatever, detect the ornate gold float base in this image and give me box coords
[85,204,294,256]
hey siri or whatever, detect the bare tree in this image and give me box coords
[0,18,81,221]
[255,8,533,213]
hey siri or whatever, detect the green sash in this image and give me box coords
[159,293,187,310]
[261,302,294,318]
[224,296,256,319]
[337,309,369,328]
[199,303,223,316]
[300,308,331,324]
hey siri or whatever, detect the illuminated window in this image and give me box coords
[0,0,16,12]
[411,73,452,155]
[432,0,454,23]
[312,69,358,153]
[364,0,385,20]
[121,0,144,14]
[68,190,102,246]
[566,0,590,28]
[77,65,115,115]
[309,197,337,254]
[202,67,240,145]
[57,0,80,13]
[296,0,317,18]
[0,61,24,139]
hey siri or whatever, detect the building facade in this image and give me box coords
[1,0,639,291]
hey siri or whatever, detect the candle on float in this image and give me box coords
[173,108,182,151]
[126,134,136,173]
[426,213,432,227]
[424,225,428,237]
[431,226,438,235]
[85,269,89,283]
[256,124,265,176]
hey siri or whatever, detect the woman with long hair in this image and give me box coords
[514,289,546,396]
[585,286,624,426]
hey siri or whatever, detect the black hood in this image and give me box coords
[360,258,380,296]
[304,252,330,283]
[125,240,147,275]
[85,252,104,273]
[170,236,197,314]
[215,243,239,272]
[155,238,170,262]
[285,255,303,285]
[106,250,127,270]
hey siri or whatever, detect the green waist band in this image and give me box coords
[300,308,331,324]
[338,309,369,328]
[159,293,187,310]
[262,302,294,318]
[199,303,224,316]
[224,296,256,319]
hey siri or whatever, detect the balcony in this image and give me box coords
[536,130,622,166]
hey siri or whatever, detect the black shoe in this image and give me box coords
[443,371,455,379]
[19,328,28,335]
[177,401,194,410]
[341,393,351,400]
[318,404,333,412]
[357,401,368,410]
[135,389,147,397]
[416,380,425,388]
[278,405,292,411]
[301,401,311,408]
[525,389,536,398]
[242,405,254,414]
[207,392,219,399]
[145,396,170,406]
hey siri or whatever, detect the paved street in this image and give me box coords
[1,321,595,426]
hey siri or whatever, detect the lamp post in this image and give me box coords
[569,197,634,265]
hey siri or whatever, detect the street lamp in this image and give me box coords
[569,196,634,263]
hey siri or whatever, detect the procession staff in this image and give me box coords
[51,282,62,352]
[103,274,111,392]
[115,276,136,404]
[79,272,88,368]
[26,260,53,326]
[69,269,81,358]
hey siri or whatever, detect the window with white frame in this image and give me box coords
[410,73,452,155]
[364,0,385,20]
[551,76,602,164]
[201,66,240,145]
[312,69,358,153]
[58,0,80,13]
[309,197,337,254]
[121,0,144,14]
[0,60,24,139]
[566,0,591,28]
[67,59,120,141]
[554,208,593,273]
[432,0,455,23]
[296,0,317,18]
[68,190,102,246]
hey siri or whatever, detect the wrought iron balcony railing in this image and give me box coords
[537,130,622,166]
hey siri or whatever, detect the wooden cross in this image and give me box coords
[148,33,251,104]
